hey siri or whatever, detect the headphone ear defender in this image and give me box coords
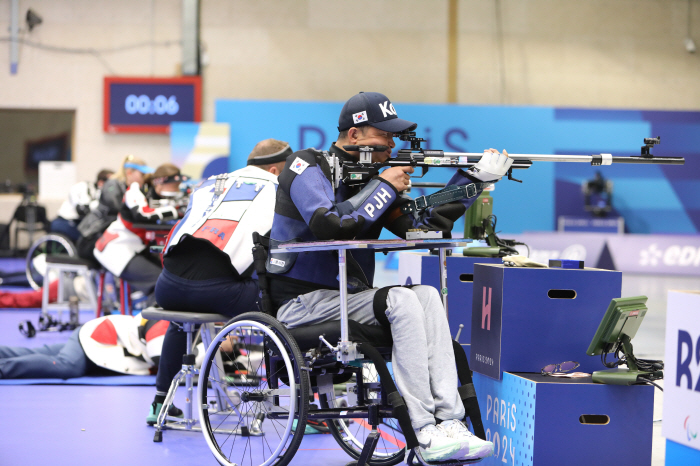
[18,320,36,338]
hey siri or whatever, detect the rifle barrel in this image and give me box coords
[442,152,685,165]
[611,156,685,164]
[443,152,590,162]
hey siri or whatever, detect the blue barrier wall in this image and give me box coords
[216,100,699,234]
[554,110,700,234]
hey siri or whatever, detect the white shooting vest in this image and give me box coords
[165,166,278,275]
[78,314,168,375]
[93,182,178,276]
[57,181,99,221]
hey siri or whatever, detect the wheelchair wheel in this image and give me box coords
[323,362,406,466]
[25,233,77,290]
[198,312,310,466]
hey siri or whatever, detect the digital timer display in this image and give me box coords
[124,94,180,116]
[104,76,201,133]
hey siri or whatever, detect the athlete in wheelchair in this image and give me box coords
[196,92,512,466]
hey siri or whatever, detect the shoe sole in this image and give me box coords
[420,444,463,463]
[146,414,183,426]
[458,443,494,461]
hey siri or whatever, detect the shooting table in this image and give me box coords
[272,238,468,354]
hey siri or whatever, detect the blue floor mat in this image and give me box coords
[0,257,27,274]
[2,385,347,466]
[0,374,156,385]
[0,285,33,292]
[1,309,86,348]
[0,257,30,286]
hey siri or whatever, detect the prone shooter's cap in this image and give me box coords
[337,92,417,133]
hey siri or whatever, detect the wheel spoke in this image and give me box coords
[199,314,308,466]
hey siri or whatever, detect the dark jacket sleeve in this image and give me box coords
[100,179,127,216]
[77,179,126,238]
[385,169,486,238]
[280,151,400,240]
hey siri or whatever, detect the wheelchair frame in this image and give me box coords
[25,232,77,291]
[195,233,486,466]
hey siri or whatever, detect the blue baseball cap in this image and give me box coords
[124,162,155,174]
[337,92,417,133]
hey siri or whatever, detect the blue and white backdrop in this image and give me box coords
[215,100,699,236]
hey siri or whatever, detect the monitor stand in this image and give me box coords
[591,334,661,385]
[592,369,651,385]
[463,246,501,257]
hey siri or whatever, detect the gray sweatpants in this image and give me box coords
[277,285,465,430]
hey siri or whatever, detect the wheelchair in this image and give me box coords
[25,232,78,290]
[22,232,127,319]
[196,233,486,466]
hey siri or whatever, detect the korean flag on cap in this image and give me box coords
[353,111,368,124]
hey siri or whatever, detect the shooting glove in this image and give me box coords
[468,150,513,182]
[424,202,466,233]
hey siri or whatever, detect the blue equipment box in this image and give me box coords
[548,259,584,269]
[470,264,621,379]
[398,253,501,344]
[471,372,653,466]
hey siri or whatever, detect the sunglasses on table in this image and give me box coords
[541,361,579,375]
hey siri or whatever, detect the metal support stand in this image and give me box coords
[154,322,198,442]
[438,247,448,317]
[153,322,223,442]
[353,404,381,466]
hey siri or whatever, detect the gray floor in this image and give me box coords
[621,274,700,360]
[377,261,700,466]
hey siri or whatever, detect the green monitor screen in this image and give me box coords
[586,296,648,356]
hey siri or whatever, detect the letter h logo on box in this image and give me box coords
[482,286,492,330]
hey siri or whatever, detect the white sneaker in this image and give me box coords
[413,424,464,462]
[439,420,494,460]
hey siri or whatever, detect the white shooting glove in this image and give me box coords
[468,150,514,182]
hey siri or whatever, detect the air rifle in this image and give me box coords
[328,134,684,217]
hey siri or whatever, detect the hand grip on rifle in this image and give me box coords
[468,149,513,182]
[379,166,414,193]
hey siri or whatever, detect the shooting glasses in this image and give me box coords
[541,361,580,375]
